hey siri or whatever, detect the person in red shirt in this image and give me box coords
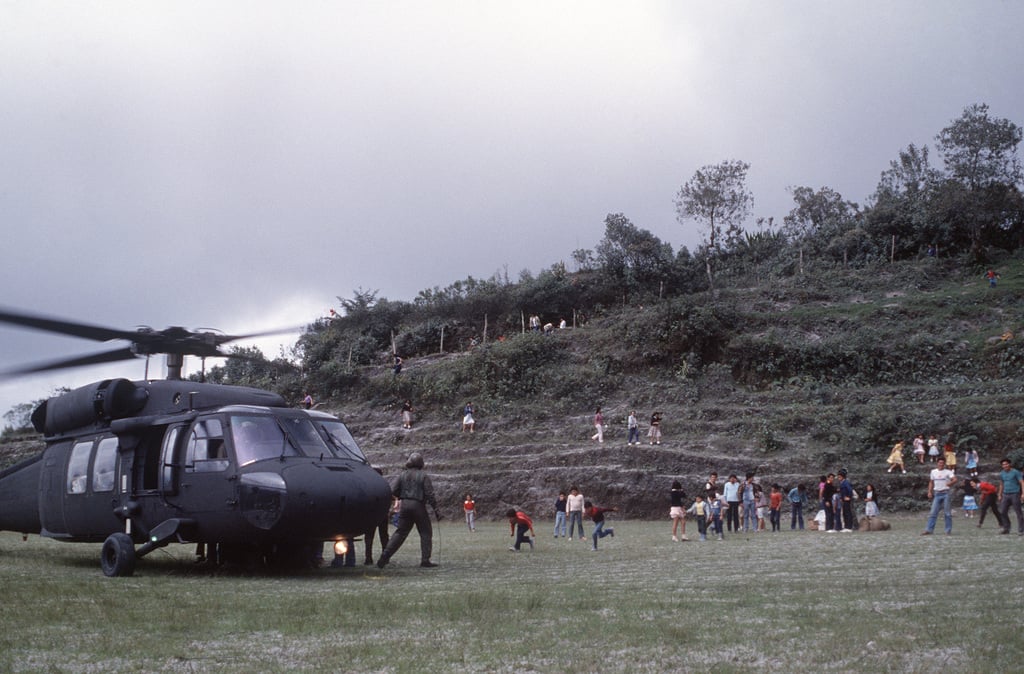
[769,484,784,532]
[463,494,476,532]
[585,500,618,550]
[975,478,1005,529]
[506,509,535,551]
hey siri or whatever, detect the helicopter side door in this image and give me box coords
[174,416,238,540]
[59,436,123,541]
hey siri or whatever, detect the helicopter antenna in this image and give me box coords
[144,355,150,380]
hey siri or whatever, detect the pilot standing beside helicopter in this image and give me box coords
[376,452,441,569]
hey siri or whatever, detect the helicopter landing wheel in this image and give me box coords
[101,533,137,577]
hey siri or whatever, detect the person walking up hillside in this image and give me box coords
[376,452,441,569]
[886,440,907,473]
[591,407,604,443]
[648,412,662,445]
[627,411,640,445]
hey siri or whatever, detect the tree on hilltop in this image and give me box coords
[674,159,753,288]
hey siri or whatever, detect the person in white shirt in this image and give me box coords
[566,487,586,541]
[922,458,958,535]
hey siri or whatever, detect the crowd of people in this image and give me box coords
[360,448,1024,569]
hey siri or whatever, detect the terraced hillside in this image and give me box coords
[3,256,1022,523]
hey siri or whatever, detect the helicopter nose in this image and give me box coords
[264,462,392,539]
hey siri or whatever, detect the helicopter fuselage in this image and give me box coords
[0,379,392,572]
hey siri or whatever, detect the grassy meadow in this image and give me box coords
[2,514,1023,673]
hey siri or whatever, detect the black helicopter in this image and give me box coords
[0,307,392,576]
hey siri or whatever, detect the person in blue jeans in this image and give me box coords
[788,483,808,530]
[585,500,617,550]
[742,473,758,532]
[923,458,958,535]
[553,491,568,538]
[997,458,1024,535]
[566,487,585,541]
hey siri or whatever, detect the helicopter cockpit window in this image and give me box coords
[186,418,228,473]
[316,419,368,462]
[230,414,331,464]
[276,416,331,458]
[67,440,93,494]
[92,437,118,493]
[231,415,298,466]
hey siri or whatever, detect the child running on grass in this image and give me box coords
[506,508,535,551]
[585,500,618,550]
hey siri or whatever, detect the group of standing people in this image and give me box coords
[593,408,662,445]
[542,487,617,550]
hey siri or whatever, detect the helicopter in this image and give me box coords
[0,307,392,576]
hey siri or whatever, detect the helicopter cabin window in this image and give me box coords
[186,418,228,473]
[67,440,93,494]
[92,437,118,493]
[231,414,299,466]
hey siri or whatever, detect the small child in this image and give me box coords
[463,494,476,532]
[585,500,618,550]
[687,494,708,541]
[863,483,880,519]
[709,493,724,540]
[964,448,979,479]
[506,508,535,551]
[961,479,978,518]
[769,484,783,532]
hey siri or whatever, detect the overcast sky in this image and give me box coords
[2,1,1022,418]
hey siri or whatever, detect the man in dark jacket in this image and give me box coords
[377,453,440,568]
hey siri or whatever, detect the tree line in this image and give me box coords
[196,103,1021,400]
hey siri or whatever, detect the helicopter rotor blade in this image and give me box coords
[206,325,307,347]
[0,347,140,379]
[217,347,300,371]
[0,307,140,343]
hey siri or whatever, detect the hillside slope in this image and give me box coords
[3,257,1022,523]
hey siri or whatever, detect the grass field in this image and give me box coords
[1,514,1023,673]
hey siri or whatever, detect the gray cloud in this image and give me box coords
[2,1,1022,414]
